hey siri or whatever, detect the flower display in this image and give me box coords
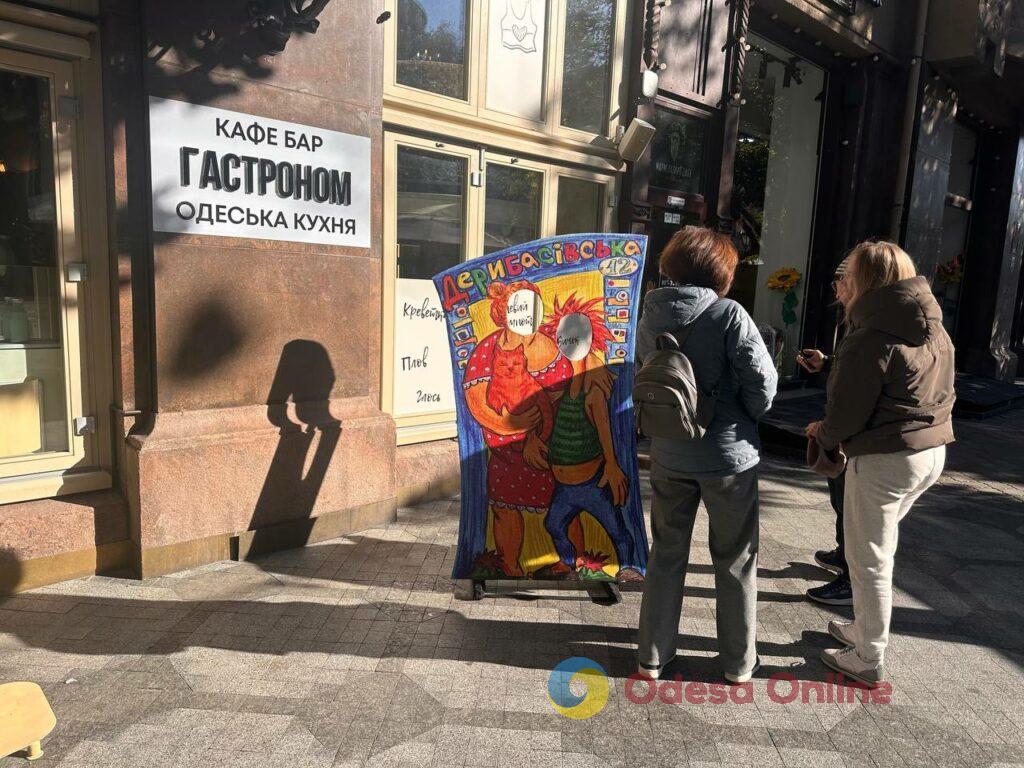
[766,267,803,328]
[767,267,802,291]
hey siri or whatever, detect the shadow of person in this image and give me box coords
[0,548,23,596]
[244,340,341,559]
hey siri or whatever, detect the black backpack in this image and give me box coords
[633,306,719,440]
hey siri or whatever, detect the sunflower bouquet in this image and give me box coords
[766,267,803,327]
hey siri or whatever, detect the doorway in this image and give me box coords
[729,33,827,378]
[0,49,95,493]
[935,122,978,336]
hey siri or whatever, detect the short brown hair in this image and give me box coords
[658,226,738,296]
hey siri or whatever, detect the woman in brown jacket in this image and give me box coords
[806,240,955,687]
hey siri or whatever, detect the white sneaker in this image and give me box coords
[637,656,674,680]
[827,620,856,647]
[723,660,760,684]
[821,646,885,688]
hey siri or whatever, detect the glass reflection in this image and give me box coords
[396,0,469,100]
[0,68,68,459]
[556,176,604,235]
[484,164,543,254]
[560,0,615,134]
[396,146,467,279]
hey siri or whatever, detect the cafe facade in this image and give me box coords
[0,0,638,591]
[1,0,1021,593]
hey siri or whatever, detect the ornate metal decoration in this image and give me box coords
[247,0,332,54]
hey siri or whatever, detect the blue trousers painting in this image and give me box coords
[545,473,636,569]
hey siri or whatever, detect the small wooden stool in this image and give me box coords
[0,682,56,761]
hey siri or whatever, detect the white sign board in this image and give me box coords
[393,278,455,416]
[148,97,371,248]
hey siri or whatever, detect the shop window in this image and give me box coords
[935,123,978,334]
[484,162,543,254]
[391,143,469,420]
[0,48,105,497]
[396,146,467,279]
[395,0,470,100]
[560,0,615,134]
[649,107,706,194]
[384,132,614,444]
[0,68,69,462]
[729,34,826,379]
[485,0,549,122]
[386,0,626,145]
[555,176,604,234]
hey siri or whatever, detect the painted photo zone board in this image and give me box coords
[434,234,650,582]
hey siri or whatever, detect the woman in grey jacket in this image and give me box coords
[636,227,778,683]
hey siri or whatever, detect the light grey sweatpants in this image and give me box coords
[637,463,759,676]
[845,445,945,664]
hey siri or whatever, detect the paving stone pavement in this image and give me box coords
[2,410,1023,767]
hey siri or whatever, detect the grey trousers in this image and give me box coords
[637,463,760,676]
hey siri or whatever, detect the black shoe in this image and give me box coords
[806,575,852,606]
[814,548,845,575]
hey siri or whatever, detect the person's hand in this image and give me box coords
[805,420,822,439]
[598,461,628,506]
[506,405,542,433]
[796,348,825,373]
[523,433,549,471]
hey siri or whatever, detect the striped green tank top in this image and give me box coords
[548,390,602,466]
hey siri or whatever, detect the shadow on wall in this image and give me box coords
[244,340,341,557]
[168,298,247,379]
[146,1,274,99]
[145,0,335,98]
[0,548,22,595]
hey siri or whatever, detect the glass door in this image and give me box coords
[483,156,546,254]
[553,173,608,235]
[730,34,826,378]
[384,134,480,440]
[384,134,616,444]
[0,49,90,480]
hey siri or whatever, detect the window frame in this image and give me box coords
[548,167,615,235]
[0,46,112,505]
[384,0,480,118]
[382,0,629,160]
[480,152,550,256]
[382,131,617,446]
[476,0,557,133]
[548,0,627,143]
[382,132,482,445]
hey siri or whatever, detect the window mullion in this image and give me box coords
[547,0,567,135]
[470,0,485,115]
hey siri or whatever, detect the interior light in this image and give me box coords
[0,161,6,173]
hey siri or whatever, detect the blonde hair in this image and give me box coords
[845,240,917,313]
